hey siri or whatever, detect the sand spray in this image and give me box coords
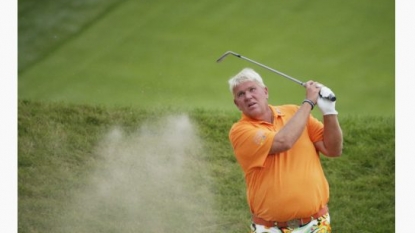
[58,114,218,232]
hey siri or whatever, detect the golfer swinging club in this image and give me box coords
[227,68,343,233]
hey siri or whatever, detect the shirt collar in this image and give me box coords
[241,105,285,123]
[270,105,284,117]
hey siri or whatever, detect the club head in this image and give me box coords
[216,51,240,63]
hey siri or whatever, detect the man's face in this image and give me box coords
[233,81,269,119]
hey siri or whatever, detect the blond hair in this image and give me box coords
[228,68,266,93]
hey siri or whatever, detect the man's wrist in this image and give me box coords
[302,99,315,110]
[323,110,339,115]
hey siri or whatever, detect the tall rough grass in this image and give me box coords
[18,100,394,233]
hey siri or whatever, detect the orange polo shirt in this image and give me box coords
[229,104,329,222]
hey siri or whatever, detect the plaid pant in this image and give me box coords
[250,213,331,233]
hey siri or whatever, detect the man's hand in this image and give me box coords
[317,86,338,115]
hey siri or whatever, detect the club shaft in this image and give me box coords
[217,51,305,86]
[216,51,337,102]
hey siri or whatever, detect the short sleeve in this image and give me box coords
[307,115,324,143]
[229,122,276,173]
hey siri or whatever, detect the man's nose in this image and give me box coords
[245,92,253,99]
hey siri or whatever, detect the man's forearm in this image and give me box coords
[269,104,312,154]
[323,115,343,156]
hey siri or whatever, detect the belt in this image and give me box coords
[252,205,328,229]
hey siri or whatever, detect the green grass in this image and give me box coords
[17,0,395,232]
[18,0,394,116]
[18,100,394,232]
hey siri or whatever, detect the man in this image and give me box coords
[228,68,343,233]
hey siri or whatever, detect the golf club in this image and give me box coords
[216,51,336,101]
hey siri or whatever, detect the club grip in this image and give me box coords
[320,93,336,102]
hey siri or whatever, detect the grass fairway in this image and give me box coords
[18,0,394,116]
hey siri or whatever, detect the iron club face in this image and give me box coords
[216,51,241,63]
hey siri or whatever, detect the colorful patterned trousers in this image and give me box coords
[250,213,331,233]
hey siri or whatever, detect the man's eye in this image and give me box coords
[238,92,245,97]
[250,87,256,92]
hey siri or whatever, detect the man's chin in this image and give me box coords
[244,108,262,119]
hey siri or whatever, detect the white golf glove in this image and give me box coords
[317,86,338,115]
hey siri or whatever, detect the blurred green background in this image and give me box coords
[18,0,395,116]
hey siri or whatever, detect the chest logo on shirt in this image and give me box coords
[253,130,267,145]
